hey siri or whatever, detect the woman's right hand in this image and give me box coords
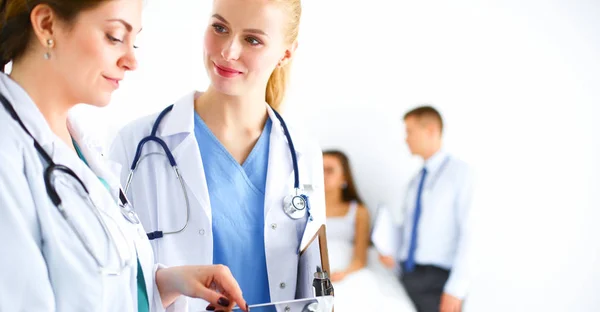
[330,271,348,282]
[378,254,396,269]
[156,264,248,312]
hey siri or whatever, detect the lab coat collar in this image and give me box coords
[0,73,57,151]
[158,91,197,137]
[158,90,306,157]
[0,73,122,196]
[424,148,449,174]
[67,115,123,199]
[264,103,312,227]
[265,104,306,159]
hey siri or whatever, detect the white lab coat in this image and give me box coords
[110,91,326,311]
[0,73,183,311]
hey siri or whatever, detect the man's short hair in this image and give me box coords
[403,105,444,133]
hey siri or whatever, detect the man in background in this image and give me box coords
[379,106,475,312]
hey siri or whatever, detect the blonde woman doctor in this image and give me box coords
[109,0,326,310]
[0,1,247,311]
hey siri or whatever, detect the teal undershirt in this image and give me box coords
[73,140,150,312]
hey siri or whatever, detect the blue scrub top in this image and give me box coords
[194,112,272,305]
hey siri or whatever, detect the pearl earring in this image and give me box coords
[43,39,54,60]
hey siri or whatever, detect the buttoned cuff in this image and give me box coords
[443,272,468,299]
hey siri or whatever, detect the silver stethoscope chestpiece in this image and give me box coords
[118,189,140,225]
[120,203,140,225]
[283,193,307,220]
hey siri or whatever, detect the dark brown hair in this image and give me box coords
[323,150,363,205]
[403,105,444,133]
[0,0,109,72]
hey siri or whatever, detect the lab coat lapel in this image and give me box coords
[264,107,324,251]
[264,129,295,218]
[0,73,56,150]
[171,135,212,220]
[68,115,157,306]
[67,115,122,198]
[295,145,324,253]
[158,93,212,221]
[264,108,295,217]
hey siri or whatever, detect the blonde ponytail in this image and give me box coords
[265,61,292,112]
[265,0,301,112]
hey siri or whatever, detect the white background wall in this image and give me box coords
[75,0,600,311]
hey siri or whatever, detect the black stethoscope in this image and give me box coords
[0,92,139,275]
[125,104,312,241]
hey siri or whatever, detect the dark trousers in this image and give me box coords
[400,265,450,312]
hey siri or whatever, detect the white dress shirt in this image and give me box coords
[398,149,474,299]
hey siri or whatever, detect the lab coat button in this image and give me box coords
[280,282,286,289]
[199,229,205,235]
[284,306,291,312]
[271,223,277,230]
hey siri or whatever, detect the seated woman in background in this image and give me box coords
[323,150,416,311]
[323,150,370,282]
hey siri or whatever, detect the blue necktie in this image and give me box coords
[404,167,428,273]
